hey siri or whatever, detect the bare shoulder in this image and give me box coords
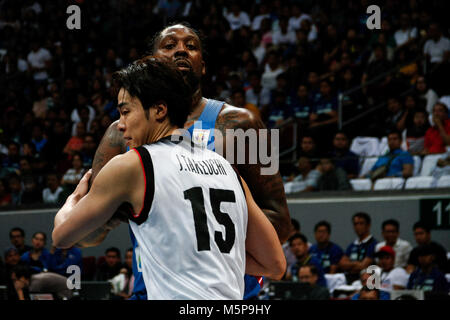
[216,103,265,132]
[98,149,141,181]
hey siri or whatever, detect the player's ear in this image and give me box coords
[153,101,168,121]
[201,60,206,76]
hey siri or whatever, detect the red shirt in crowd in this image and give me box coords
[424,119,450,154]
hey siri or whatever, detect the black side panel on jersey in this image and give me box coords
[127,146,155,225]
[231,164,246,200]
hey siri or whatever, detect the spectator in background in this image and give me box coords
[80,134,97,168]
[375,219,413,269]
[367,130,413,181]
[272,17,296,47]
[375,246,409,291]
[282,218,301,268]
[357,287,380,300]
[329,131,359,179]
[1,141,20,171]
[1,247,25,299]
[27,40,52,82]
[245,71,271,111]
[297,135,320,167]
[423,23,450,96]
[405,109,430,155]
[284,156,321,194]
[224,3,250,31]
[287,4,311,33]
[30,123,48,155]
[21,175,42,205]
[407,221,448,274]
[63,122,86,157]
[0,179,12,206]
[42,119,70,164]
[291,84,313,130]
[424,102,450,154]
[110,248,134,300]
[8,174,23,206]
[316,156,351,191]
[261,50,285,92]
[350,269,390,300]
[48,245,82,276]
[407,244,449,294]
[10,264,73,300]
[414,76,439,116]
[339,212,378,284]
[266,90,292,128]
[20,232,51,273]
[42,173,63,205]
[9,228,32,256]
[61,153,86,195]
[298,265,330,300]
[286,233,327,287]
[95,247,122,281]
[32,85,50,119]
[230,88,261,119]
[308,221,344,274]
[361,44,392,104]
[393,14,417,49]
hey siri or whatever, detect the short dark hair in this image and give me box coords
[289,233,308,246]
[105,247,121,257]
[352,212,371,225]
[299,264,319,276]
[382,219,399,232]
[413,221,431,233]
[314,220,331,234]
[113,59,193,128]
[387,129,402,140]
[360,286,380,299]
[32,232,47,243]
[10,227,25,238]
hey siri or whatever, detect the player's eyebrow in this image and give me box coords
[117,102,128,109]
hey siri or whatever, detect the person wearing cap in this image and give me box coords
[375,245,409,291]
[406,244,449,293]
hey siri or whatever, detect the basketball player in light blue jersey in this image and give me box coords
[81,23,291,300]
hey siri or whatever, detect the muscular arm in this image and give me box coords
[75,121,128,247]
[241,176,286,280]
[216,106,291,243]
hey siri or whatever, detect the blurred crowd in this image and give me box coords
[1,0,450,207]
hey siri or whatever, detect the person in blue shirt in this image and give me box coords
[48,246,82,276]
[287,233,327,287]
[339,212,378,284]
[309,221,344,274]
[20,232,52,273]
[328,131,360,179]
[407,244,449,293]
[369,130,414,179]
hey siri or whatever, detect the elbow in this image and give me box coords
[270,257,287,280]
[52,229,73,249]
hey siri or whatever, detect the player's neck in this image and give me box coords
[148,122,179,143]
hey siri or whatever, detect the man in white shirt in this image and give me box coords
[27,41,52,81]
[225,3,251,31]
[423,23,450,64]
[272,17,297,47]
[394,14,417,48]
[288,4,312,33]
[375,219,413,269]
[375,246,410,291]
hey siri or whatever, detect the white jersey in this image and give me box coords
[128,135,248,300]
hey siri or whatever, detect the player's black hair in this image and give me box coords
[314,220,331,234]
[382,219,400,232]
[146,21,207,59]
[113,58,193,128]
[352,212,371,225]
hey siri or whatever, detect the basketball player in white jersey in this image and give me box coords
[52,59,286,299]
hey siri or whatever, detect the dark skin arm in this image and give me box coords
[75,121,127,247]
[215,105,291,243]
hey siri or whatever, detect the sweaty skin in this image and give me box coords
[80,25,291,247]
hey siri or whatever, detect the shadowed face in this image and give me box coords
[153,25,205,80]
